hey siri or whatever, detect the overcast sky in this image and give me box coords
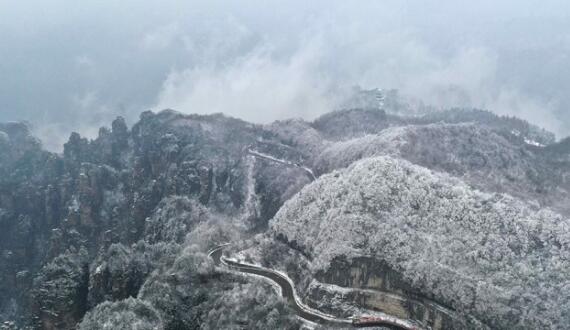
[1,0,569,150]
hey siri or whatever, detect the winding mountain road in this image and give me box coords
[246,148,317,181]
[208,245,419,330]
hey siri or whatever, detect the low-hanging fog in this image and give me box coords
[1,0,569,151]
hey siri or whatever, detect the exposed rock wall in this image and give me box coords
[310,256,485,330]
[0,111,311,328]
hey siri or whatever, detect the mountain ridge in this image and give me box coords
[0,107,568,329]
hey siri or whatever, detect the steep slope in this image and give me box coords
[271,156,570,329]
[0,110,311,328]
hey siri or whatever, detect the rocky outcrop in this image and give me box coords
[309,256,485,330]
[0,111,312,328]
[31,248,89,330]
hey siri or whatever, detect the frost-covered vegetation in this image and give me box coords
[1,106,569,329]
[32,248,89,330]
[200,282,301,330]
[272,156,570,329]
[315,123,570,216]
[78,298,164,330]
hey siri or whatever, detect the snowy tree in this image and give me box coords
[271,156,570,329]
[78,298,163,330]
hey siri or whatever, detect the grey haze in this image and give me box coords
[1,0,569,150]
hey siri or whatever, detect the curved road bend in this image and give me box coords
[209,246,416,330]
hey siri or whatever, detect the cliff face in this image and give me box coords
[307,256,489,330]
[0,110,310,328]
[1,107,569,329]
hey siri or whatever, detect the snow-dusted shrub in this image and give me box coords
[201,282,301,330]
[144,196,210,244]
[88,241,180,307]
[32,248,89,329]
[78,298,163,330]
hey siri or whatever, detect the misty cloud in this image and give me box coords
[1,0,569,151]
[155,38,343,123]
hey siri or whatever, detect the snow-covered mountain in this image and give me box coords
[1,107,569,329]
[272,156,570,329]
